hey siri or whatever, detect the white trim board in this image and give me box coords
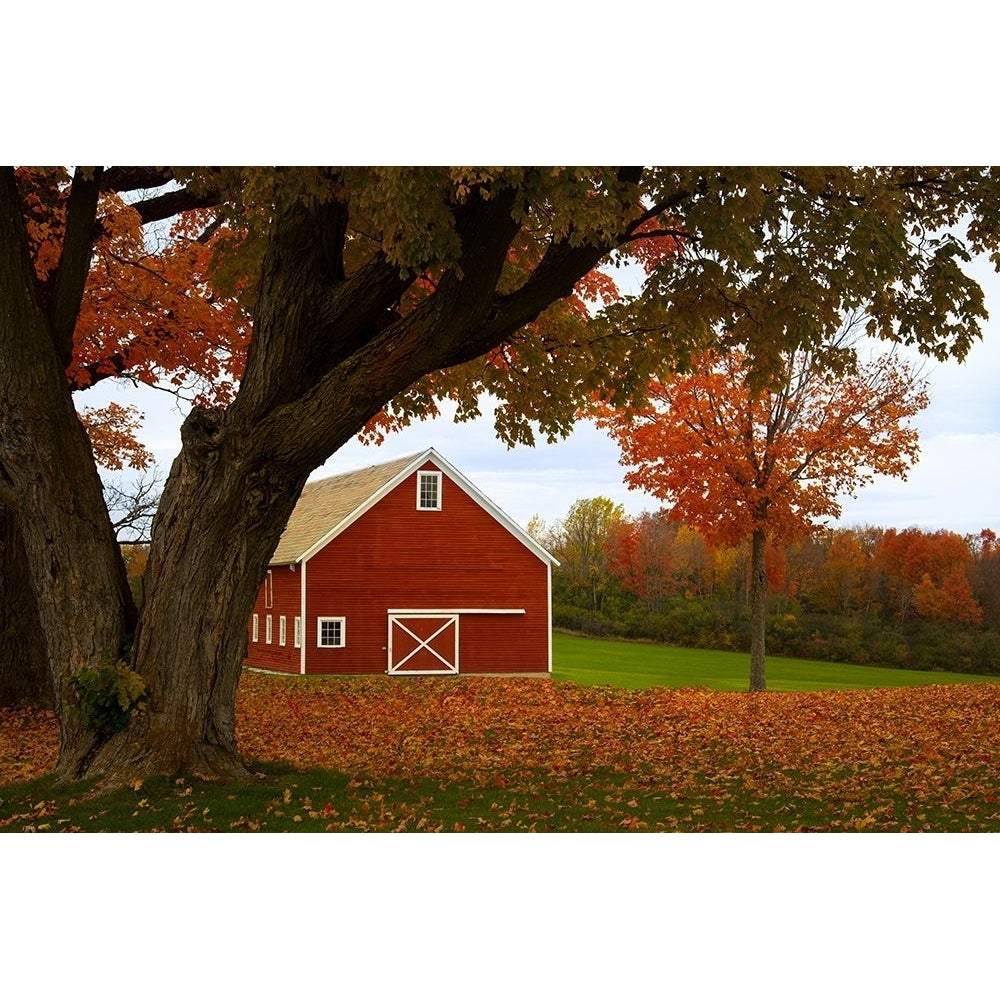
[386,608,525,615]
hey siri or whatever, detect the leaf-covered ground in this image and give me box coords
[3,674,1000,831]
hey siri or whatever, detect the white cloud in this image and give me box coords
[835,432,1000,536]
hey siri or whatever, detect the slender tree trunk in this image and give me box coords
[749,528,767,692]
[0,502,52,708]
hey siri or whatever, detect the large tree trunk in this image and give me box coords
[0,171,137,775]
[0,502,52,708]
[84,425,312,782]
[749,528,768,692]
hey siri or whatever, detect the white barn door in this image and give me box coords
[387,613,459,675]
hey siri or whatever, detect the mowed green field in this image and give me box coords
[550,631,994,691]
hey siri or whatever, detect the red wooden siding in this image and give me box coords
[309,462,548,674]
[245,564,301,673]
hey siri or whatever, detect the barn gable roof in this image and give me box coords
[269,448,557,567]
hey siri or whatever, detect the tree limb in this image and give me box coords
[47,167,104,367]
[102,167,175,193]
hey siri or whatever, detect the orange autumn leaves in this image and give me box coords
[245,677,1000,832]
[232,675,997,778]
[594,347,929,548]
[235,675,1000,832]
[15,168,249,468]
[4,676,1000,830]
[0,707,59,785]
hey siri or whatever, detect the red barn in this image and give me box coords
[244,448,556,676]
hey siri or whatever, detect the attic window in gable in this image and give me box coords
[417,471,442,511]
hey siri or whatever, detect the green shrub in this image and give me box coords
[67,659,147,737]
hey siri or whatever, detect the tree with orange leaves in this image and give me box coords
[594,337,929,690]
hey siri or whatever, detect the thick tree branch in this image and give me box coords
[102,166,224,224]
[481,239,614,344]
[231,198,408,424]
[48,167,104,367]
[130,186,221,225]
[258,185,589,469]
[102,167,175,193]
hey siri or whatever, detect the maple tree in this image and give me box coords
[594,343,930,690]
[3,165,1000,785]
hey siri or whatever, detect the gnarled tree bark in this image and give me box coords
[0,503,51,708]
[0,168,138,774]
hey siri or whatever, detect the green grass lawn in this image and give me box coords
[550,631,994,691]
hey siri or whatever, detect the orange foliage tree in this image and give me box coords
[594,342,930,690]
[875,528,984,625]
[604,511,680,613]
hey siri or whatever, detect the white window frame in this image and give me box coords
[317,616,346,648]
[416,470,442,511]
[294,616,302,649]
[279,615,287,647]
[264,570,274,609]
[265,614,273,644]
[252,614,259,643]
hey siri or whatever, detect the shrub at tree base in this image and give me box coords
[66,660,147,737]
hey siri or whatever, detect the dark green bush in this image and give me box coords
[67,659,147,737]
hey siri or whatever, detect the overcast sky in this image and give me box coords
[89,248,1000,540]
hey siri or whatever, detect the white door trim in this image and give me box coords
[387,613,460,675]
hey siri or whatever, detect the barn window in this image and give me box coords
[279,616,287,646]
[264,570,274,608]
[294,617,302,648]
[417,471,442,510]
[252,614,259,642]
[317,616,346,648]
[265,615,273,644]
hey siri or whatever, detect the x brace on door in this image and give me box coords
[387,614,459,674]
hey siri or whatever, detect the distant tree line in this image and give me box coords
[530,499,1000,675]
